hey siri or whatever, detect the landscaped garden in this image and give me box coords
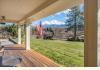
[30,39,84,67]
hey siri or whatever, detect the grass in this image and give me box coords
[30,39,84,67]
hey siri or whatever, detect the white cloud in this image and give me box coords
[47,9,71,18]
[56,12,62,15]
[63,9,71,14]
[53,9,71,16]
[42,20,65,25]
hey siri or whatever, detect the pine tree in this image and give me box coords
[65,6,84,40]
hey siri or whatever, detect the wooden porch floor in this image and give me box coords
[3,44,59,67]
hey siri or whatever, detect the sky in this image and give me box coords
[31,9,69,27]
[31,4,84,27]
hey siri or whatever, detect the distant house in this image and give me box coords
[52,28,68,40]
[32,24,84,40]
[52,27,84,40]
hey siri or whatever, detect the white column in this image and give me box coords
[18,25,21,44]
[25,24,30,50]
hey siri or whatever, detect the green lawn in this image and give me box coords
[30,39,84,67]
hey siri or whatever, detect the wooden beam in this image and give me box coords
[18,0,58,23]
[84,0,97,66]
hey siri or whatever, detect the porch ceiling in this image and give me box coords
[0,0,83,24]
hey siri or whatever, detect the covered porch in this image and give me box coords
[0,0,83,67]
[0,0,83,50]
[0,0,98,67]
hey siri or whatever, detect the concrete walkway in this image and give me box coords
[0,39,14,46]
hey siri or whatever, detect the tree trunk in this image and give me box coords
[73,15,77,40]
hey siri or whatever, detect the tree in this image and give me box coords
[4,24,18,38]
[65,6,84,40]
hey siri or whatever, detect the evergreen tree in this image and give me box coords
[65,6,84,40]
[4,24,18,38]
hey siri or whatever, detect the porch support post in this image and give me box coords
[18,25,21,44]
[25,24,31,50]
[84,0,97,66]
[98,0,100,66]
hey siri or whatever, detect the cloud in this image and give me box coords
[49,9,70,17]
[63,9,71,14]
[42,20,65,25]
